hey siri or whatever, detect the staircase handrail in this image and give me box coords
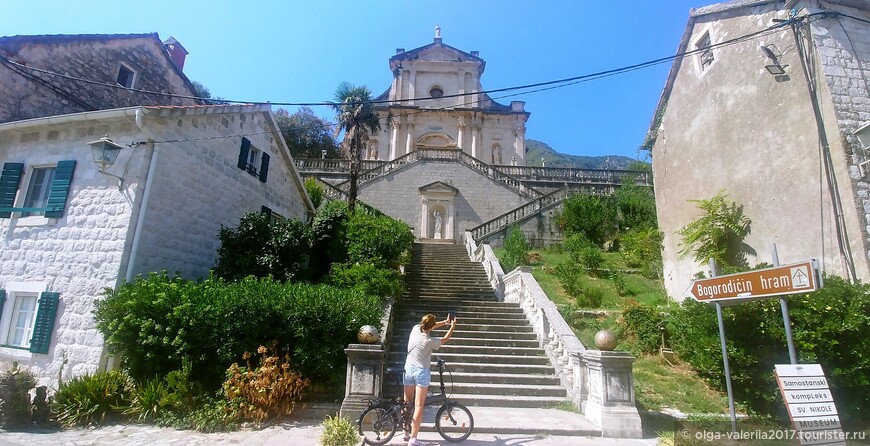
[328,148,543,200]
[469,184,579,242]
[502,266,587,407]
[294,158,386,173]
[491,165,652,186]
[463,235,588,409]
[313,178,385,216]
[464,231,505,300]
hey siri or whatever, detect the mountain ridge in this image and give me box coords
[525,139,643,170]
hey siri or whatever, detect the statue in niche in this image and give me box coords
[433,210,443,239]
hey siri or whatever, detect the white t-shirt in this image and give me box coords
[405,324,442,369]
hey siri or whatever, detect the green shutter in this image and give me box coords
[238,137,251,170]
[0,163,24,218]
[44,160,76,219]
[0,290,6,322]
[259,152,270,183]
[29,291,60,354]
[261,205,272,218]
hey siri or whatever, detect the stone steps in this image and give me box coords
[385,242,569,408]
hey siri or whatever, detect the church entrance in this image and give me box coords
[418,181,458,242]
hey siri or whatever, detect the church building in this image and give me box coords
[369,27,530,166]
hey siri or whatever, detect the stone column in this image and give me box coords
[471,123,480,159]
[405,117,415,156]
[457,116,465,152]
[408,70,416,106]
[514,122,526,164]
[581,350,642,438]
[340,344,386,417]
[420,197,429,239]
[390,117,401,160]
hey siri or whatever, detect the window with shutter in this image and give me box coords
[0,162,25,218]
[259,152,270,183]
[238,137,251,170]
[44,160,76,218]
[29,291,60,354]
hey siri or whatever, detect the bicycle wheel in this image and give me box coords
[435,402,474,443]
[358,405,397,445]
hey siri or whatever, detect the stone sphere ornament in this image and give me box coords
[357,325,381,344]
[594,329,617,351]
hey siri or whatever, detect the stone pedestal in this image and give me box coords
[582,350,643,438]
[339,344,385,417]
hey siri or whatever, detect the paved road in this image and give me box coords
[0,421,659,446]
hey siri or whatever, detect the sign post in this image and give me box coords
[685,257,822,434]
[775,364,845,446]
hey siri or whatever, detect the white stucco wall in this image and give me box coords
[651,2,870,300]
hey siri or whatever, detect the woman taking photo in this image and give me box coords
[403,313,456,446]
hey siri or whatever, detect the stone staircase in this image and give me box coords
[385,242,569,408]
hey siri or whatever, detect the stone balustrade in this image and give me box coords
[463,230,642,437]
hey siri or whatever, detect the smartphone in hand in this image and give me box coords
[448,310,456,322]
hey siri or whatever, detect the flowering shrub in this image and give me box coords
[223,342,310,422]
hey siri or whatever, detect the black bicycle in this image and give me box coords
[357,357,474,444]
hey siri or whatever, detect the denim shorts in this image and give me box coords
[403,366,431,387]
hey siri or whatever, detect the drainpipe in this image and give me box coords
[124,108,159,283]
[792,16,857,282]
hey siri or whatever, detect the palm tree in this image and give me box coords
[331,82,381,213]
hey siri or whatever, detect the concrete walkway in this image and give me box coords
[0,406,660,446]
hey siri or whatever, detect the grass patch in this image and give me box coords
[633,355,729,414]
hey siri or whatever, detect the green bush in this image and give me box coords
[310,200,351,280]
[304,177,325,210]
[321,414,360,446]
[502,226,530,271]
[125,376,173,422]
[669,276,870,425]
[53,371,131,427]
[214,211,312,282]
[610,272,629,296]
[95,274,383,390]
[0,362,37,430]
[345,210,414,268]
[619,226,663,279]
[619,300,663,355]
[554,263,604,308]
[677,191,752,269]
[328,261,404,298]
[563,233,603,275]
[558,192,617,246]
[614,181,657,231]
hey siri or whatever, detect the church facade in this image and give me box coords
[369,28,530,166]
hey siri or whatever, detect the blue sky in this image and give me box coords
[2,0,712,159]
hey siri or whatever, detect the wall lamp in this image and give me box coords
[88,134,125,189]
[762,44,789,76]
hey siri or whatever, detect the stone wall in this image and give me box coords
[359,160,528,240]
[0,116,147,387]
[810,3,870,269]
[0,34,197,124]
[0,105,312,387]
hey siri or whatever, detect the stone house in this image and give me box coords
[0,33,199,124]
[0,103,314,387]
[371,29,531,166]
[647,0,870,299]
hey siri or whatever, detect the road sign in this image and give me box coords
[775,364,846,446]
[685,260,819,303]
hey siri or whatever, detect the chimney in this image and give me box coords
[470,51,479,57]
[434,25,442,44]
[163,36,189,71]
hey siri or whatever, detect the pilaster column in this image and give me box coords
[456,116,466,152]
[390,117,401,160]
[471,123,481,159]
[420,197,429,239]
[514,121,526,164]
[405,117,415,156]
[408,70,416,106]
